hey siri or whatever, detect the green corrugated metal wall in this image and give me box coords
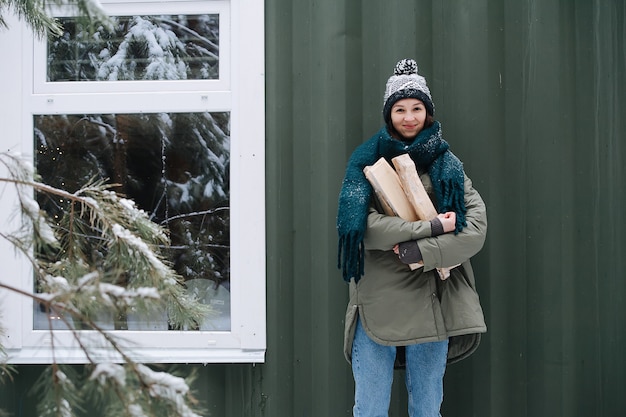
[3,1,625,416]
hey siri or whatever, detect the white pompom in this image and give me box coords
[394,59,418,76]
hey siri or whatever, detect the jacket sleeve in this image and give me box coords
[363,205,433,251]
[417,174,487,270]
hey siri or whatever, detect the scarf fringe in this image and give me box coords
[439,179,467,233]
[338,231,365,282]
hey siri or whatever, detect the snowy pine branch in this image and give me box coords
[0,0,112,38]
[0,151,209,416]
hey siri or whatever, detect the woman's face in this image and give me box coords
[390,98,427,140]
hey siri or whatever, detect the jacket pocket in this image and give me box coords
[429,275,446,337]
[439,265,485,333]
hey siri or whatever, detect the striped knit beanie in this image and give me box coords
[382,59,434,125]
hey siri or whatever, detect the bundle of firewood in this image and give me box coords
[364,154,456,280]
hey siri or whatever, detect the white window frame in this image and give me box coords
[0,0,266,364]
[32,1,231,94]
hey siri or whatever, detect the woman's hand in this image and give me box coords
[437,212,456,233]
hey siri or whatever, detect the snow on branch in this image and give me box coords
[0,151,208,416]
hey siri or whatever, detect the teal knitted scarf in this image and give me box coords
[336,121,466,282]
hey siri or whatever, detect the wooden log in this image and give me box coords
[391,154,438,220]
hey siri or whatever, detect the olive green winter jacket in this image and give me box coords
[343,173,487,364]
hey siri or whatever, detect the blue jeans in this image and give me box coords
[351,317,448,417]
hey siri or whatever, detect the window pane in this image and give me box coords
[47,15,219,81]
[33,112,231,331]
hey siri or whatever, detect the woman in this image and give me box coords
[337,59,488,417]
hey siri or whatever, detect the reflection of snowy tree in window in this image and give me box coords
[47,14,219,81]
[35,111,230,297]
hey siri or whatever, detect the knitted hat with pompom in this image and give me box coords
[382,59,434,125]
